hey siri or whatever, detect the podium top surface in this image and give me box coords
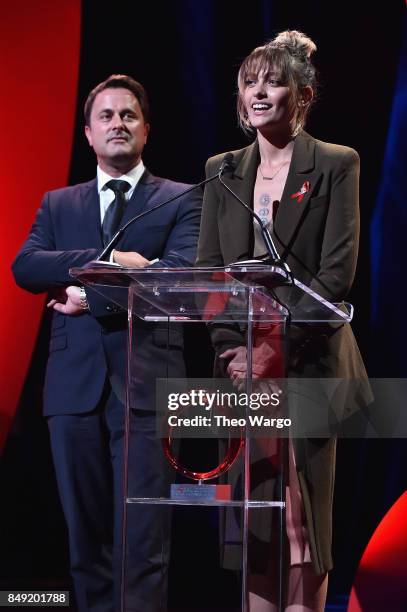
[70,263,353,324]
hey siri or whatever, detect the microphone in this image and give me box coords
[97,155,232,261]
[218,152,235,175]
[217,155,291,275]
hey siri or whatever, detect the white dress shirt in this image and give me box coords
[96,162,145,262]
[97,161,145,223]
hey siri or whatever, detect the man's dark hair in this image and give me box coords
[84,74,150,125]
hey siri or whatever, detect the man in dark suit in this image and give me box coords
[12,75,202,612]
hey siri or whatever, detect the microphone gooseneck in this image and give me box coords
[217,157,291,276]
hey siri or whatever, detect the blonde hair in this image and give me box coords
[237,30,317,136]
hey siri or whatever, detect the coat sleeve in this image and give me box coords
[12,191,100,293]
[308,147,360,301]
[196,158,246,353]
[196,158,224,268]
[288,147,360,353]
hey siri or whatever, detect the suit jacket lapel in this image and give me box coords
[120,169,161,225]
[273,130,321,255]
[77,171,160,249]
[80,179,104,248]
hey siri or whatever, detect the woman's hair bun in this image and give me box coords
[273,30,317,60]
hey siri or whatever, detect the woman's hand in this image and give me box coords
[220,342,278,389]
[220,346,248,384]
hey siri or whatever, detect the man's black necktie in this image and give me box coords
[102,179,131,246]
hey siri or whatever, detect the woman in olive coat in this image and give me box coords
[196,30,370,611]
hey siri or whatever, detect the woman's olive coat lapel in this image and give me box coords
[219,130,322,261]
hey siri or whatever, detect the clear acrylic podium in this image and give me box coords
[71,263,352,612]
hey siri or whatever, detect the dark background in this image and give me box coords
[1,1,406,609]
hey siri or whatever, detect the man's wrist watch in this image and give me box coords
[79,286,89,311]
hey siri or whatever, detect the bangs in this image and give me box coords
[238,46,288,90]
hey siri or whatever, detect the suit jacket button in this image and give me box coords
[106,305,113,312]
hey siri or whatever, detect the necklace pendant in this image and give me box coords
[259,160,289,181]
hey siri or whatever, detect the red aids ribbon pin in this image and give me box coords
[291,181,310,203]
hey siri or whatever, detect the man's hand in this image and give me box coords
[47,286,85,315]
[113,250,150,268]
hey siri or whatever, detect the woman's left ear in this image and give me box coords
[300,86,313,106]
